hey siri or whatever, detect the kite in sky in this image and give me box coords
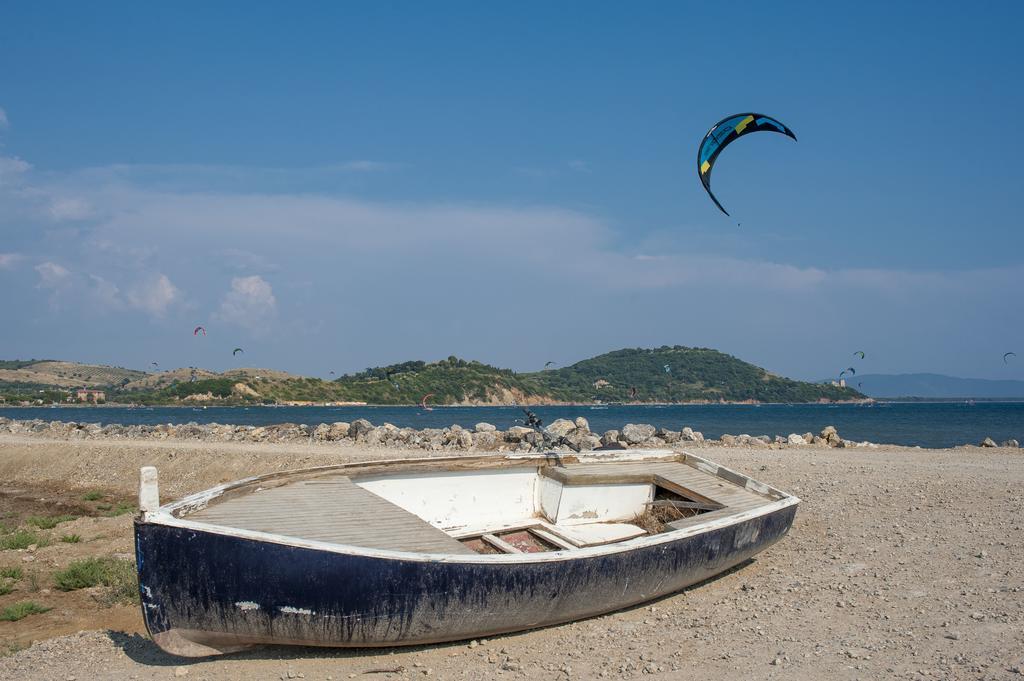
[697,113,797,216]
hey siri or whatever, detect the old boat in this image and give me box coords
[134,449,799,657]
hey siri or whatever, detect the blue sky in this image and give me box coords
[1,2,1022,380]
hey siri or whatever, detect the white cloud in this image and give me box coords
[88,275,123,310]
[568,159,591,173]
[125,274,181,317]
[3,155,1023,378]
[216,275,277,331]
[47,197,93,221]
[0,253,23,269]
[0,156,30,183]
[0,107,7,130]
[34,261,71,289]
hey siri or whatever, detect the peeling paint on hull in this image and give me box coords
[135,505,796,656]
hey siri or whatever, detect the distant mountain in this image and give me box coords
[0,360,145,390]
[0,348,863,405]
[856,373,1024,399]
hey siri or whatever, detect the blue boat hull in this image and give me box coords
[135,504,796,656]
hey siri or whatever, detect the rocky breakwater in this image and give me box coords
[0,416,1018,452]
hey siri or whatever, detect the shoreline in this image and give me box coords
[0,414,1018,452]
[0,398,877,408]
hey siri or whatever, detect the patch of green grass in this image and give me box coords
[0,530,49,551]
[0,523,10,535]
[0,583,12,596]
[95,503,112,511]
[82,491,103,501]
[0,601,50,622]
[52,557,138,603]
[25,515,76,530]
[101,503,135,517]
[0,567,22,580]
[60,534,82,544]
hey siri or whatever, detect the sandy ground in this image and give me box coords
[0,435,1021,680]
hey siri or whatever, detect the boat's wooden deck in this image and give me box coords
[187,461,772,553]
[189,476,475,554]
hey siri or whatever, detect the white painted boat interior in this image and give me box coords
[179,452,783,556]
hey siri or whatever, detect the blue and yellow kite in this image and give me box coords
[697,113,797,216]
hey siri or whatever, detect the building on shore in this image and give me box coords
[75,389,106,403]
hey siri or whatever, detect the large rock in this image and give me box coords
[719,434,737,447]
[562,428,600,452]
[736,434,769,448]
[655,428,681,444]
[362,428,382,446]
[620,423,656,445]
[349,419,375,440]
[505,426,534,443]
[544,419,576,439]
[980,437,997,448]
[472,431,500,450]
[787,433,807,445]
[327,422,350,440]
[420,428,444,450]
[820,425,842,446]
[397,428,419,446]
[474,422,497,433]
[680,427,705,443]
[600,430,620,446]
[377,423,401,443]
[573,417,590,432]
[1002,439,1020,448]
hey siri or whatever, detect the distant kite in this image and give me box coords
[420,393,435,410]
[1006,352,1017,364]
[233,347,243,356]
[853,351,866,360]
[839,370,847,379]
[544,361,555,368]
[150,362,159,368]
[846,367,856,376]
[664,364,672,374]
[193,326,206,336]
[629,386,638,400]
[697,113,797,216]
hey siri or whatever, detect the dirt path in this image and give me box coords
[0,436,1021,679]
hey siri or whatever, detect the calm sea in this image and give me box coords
[2,402,1022,449]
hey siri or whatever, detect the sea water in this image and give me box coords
[2,402,1022,449]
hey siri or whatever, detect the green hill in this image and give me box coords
[530,346,856,403]
[0,347,862,405]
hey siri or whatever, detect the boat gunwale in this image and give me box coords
[138,449,800,565]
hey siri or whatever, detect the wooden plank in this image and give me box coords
[529,527,577,551]
[189,476,474,555]
[546,523,648,548]
[481,533,522,554]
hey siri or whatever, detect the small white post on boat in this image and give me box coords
[139,466,160,513]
